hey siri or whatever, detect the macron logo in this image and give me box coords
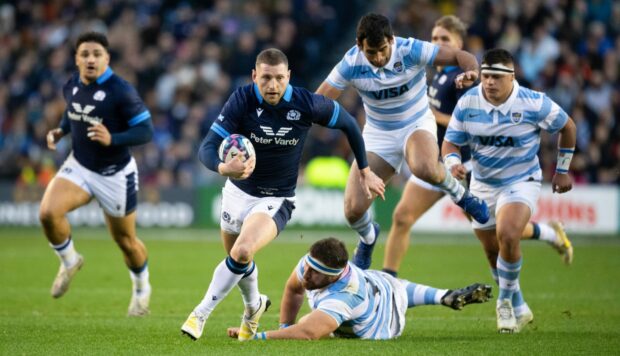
[256,108,264,117]
[260,125,292,137]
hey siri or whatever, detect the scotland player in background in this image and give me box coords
[443,49,577,333]
[383,16,574,278]
[226,237,491,340]
[40,32,153,316]
[316,13,489,271]
[181,48,385,341]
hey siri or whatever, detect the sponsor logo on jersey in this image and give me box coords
[250,125,299,146]
[438,74,447,85]
[260,126,293,137]
[68,103,103,125]
[286,109,301,121]
[370,83,410,100]
[476,135,515,147]
[72,87,79,95]
[256,108,264,117]
[218,114,224,121]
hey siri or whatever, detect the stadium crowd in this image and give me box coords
[1,0,618,198]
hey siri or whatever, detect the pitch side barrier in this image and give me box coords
[0,184,618,233]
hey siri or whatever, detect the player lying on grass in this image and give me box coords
[227,237,491,340]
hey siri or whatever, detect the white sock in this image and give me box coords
[237,262,260,315]
[194,257,248,318]
[538,223,558,244]
[350,211,376,244]
[129,263,151,296]
[50,237,78,268]
[435,166,466,201]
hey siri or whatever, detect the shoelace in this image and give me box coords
[498,305,512,319]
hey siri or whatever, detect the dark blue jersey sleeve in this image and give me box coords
[198,88,247,172]
[110,120,153,146]
[310,94,368,169]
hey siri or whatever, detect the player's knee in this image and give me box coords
[497,229,520,246]
[230,244,253,264]
[411,162,441,185]
[392,207,416,230]
[39,205,61,227]
[344,200,367,224]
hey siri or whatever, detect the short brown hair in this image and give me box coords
[309,237,348,269]
[256,48,288,67]
[434,15,467,41]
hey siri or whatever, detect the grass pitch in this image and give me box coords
[1,227,619,355]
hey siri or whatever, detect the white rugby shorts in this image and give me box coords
[220,179,296,235]
[55,154,138,217]
[363,110,437,173]
[469,177,541,230]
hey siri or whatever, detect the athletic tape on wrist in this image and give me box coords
[556,148,574,173]
[443,153,462,170]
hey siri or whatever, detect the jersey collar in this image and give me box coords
[253,83,293,105]
[478,79,519,115]
[96,67,114,85]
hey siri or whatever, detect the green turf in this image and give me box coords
[1,227,619,355]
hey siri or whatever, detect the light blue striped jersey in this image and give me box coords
[445,81,569,187]
[296,258,404,339]
[326,37,438,131]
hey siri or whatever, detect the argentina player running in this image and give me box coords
[226,237,491,340]
[442,49,577,333]
[316,13,489,270]
[383,16,574,278]
[181,49,385,341]
[40,32,153,316]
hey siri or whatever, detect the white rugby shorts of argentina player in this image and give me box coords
[469,176,541,230]
[56,154,139,217]
[219,179,296,235]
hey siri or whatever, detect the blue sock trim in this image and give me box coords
[129,260,148,274]
[512,290,525,308]
[350,211,372,236]
[242,261,256,278]
[531,222,541,240]
[52,237,72,251]
[497,269,520,280]
[498,256,523,270]
[423,288,437,304]
[226,256,250,275]
[491,268,499,285]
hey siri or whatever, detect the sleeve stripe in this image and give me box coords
[210,123,230,138]
[128,111,151,126]
[327,102,340,127]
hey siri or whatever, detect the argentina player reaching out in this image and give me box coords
[382,16,574,278]
[181,48,385,341]
[226,237,492,340]
[316,13,489,271]
[40,32,154,316]
[442,49,577,333]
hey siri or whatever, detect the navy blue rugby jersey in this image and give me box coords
[427,66,470,160]
[61,68,151,175]
[209,84,340,197]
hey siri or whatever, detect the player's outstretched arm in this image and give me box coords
[279,269,306,327]
[552,117,577,194]
[328,106,385,199]
[433,45,479,89]
[227,310,339,340]
[316,81,343,100]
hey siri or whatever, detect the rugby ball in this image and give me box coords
[218,134,255,163]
